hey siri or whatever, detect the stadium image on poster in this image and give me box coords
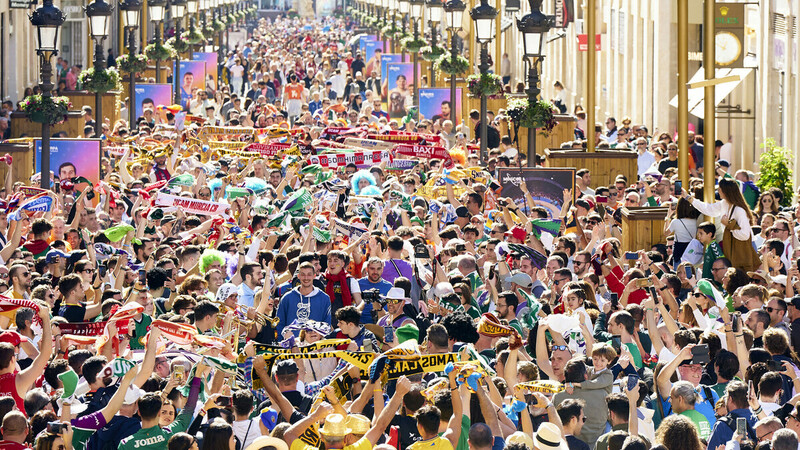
[134,84,172,119]
[192,52,219,86]
[174,61,206,110]
[35,139,102,188]
[385,63,416,119]
[380,54,404,102]
[419,88,462,124]
[497,168,576,218]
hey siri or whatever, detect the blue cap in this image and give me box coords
[45,249,68,264]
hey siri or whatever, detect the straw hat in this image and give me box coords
[533,422,569,450]
[245,436,289,450]
[319,414,352,437]
[506,431,534,449]
[346,414,371,435]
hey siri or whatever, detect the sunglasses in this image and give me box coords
[764,306,785,313]
[552,345,569,352]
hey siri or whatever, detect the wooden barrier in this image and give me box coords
[61,90,122,126]
[10,112,85,140]
[544,148,638,189]
[620,207,669,254]
[0,143,34,185]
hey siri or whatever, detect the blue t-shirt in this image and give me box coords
[276,287,332,335]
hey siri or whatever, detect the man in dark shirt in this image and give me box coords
[350,53,366,77]
[389,385,424,449]
[57,273,102,323]
[556,399,590,450]
[788,297,800,351]
[274,360,312,415]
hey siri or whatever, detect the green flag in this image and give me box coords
[203,355,238,374]
[104,224,135,243]
[58,369,79,398]
[281,188,312,213]
[226,186,252,199]
[168,173,195,187]
[312,227,331,243]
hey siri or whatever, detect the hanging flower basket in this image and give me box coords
[144,42,177,62]
[78,67,121,94]
[506,96,557,136]
[21,95,71,125]
[381,24,400,38]
[182,28,205,45]
[286,9,298,19]
[400,36,426,53]
[435,54,469,75]
[212,19,225,33]
[203,25,215,40]
[166,36,191,54]
[466,73,504,98]
[226,13,236,24]
[116,54,148,74]
[420,45,446,62]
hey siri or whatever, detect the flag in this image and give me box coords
[507,243,548,269]
[0,297,41,324]
[226,187,253,199]
[104,224,135,243]
[168,173,195,188]
[58,369,79,398]
[563,211,579,236]
[8,193,53,221]
[312,227,331,243]
[529,219,562,239]
[281,188,313,213]
[516,288,542,329]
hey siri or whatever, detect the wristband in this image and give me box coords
[659,286,669,291]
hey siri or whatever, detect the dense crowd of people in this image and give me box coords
[1,10,799,450]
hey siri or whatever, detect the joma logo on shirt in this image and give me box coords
[132,435,166,447]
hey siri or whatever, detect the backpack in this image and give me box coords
[716,413,756,442]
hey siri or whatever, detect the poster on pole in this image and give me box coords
[35,139,102,188]
[134,84,173,120]
[363,40,385,78]
[174,61,207,110]
[380,54,404,102]
[385,62,417,119]
[358,34,377,54]
[192,52,219,86]
[497,168,576,217]
[419,88,462,124]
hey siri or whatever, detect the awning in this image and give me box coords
[669,68,752,119]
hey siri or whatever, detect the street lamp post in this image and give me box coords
[149,0,166,83]
[470,0,497,162]
[85,0,112,138]
[187,0,199,54]
[425,0,442,88]
[170,0,187,104]
[215,0,224,65]
[30,0,66,189]
[409,0,422,120]
[121,0,142,130]
[517,0,552,166]
[444,0,463,130]
[398,0,409,59]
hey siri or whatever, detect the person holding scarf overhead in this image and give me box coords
[323,250,362,327]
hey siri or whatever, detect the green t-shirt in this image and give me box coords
[508,319,523,335]
[130,314,153,350]
[438,414,470,450]
[119,410,192,450]
[702,240,725,280]
[680,409,712,440]
[623,342,644,370]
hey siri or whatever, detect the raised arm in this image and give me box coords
[17,307,52,392]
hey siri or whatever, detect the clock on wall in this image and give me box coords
[715,31,742,66]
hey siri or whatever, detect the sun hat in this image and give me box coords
[318,414,352,437]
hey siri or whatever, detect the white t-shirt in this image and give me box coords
[230,65,245,78]
[668,218,698,243]
[232,418,261,449]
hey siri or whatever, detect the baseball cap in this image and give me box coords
[45,249,68,264]
[506,272,533,289]
[789,296,800,309]
[275,360,299,376]
[0,331,27,347]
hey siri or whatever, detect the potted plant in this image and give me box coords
[466,73,504,98]
[506,96,557,136]
[400,35,426,53]
[166,36,191,54]
[756,137,794,207]
[77,67,121,94]
[435,53,469,75]
[144,42,177,62]
[116,53,149,74]
[212,19,225,32]
[420,45,446,62]
[182,28,205,45]
[21,95,72,125]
